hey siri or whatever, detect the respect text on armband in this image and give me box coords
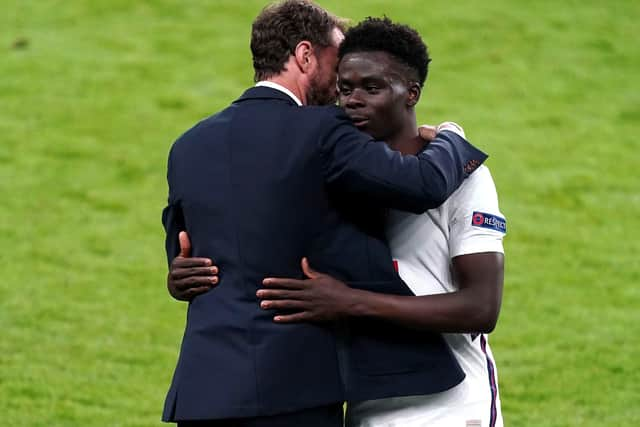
[471,211,507,233]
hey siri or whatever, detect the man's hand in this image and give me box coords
[257,258,354,323]
[167,231,219,301]
[436,121,466,138]
[419,122,465,142]
[418,124,438,141]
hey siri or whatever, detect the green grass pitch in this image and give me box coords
[1,1,639,425]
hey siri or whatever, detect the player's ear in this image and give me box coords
[407,82,421,107]
[294,40,314,73]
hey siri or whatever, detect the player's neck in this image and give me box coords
[387,114,423,156]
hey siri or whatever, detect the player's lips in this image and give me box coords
[349,116,369,128]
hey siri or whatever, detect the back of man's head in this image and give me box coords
[251,0,345,82]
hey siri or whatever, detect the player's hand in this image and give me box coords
[258,258,353,323]
[418,124,438,141]
[167,231,219,301]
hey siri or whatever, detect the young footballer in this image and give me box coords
[259,18,507,427]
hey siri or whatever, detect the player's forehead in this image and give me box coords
[338,50,405,81]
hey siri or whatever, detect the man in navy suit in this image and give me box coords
[162,1,487,426]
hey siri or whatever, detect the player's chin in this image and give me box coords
[353,121,369,131]
[358,124,385,140]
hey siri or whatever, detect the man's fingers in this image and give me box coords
[262,277,306,289]
[260,299,307,311]
[436,121,466,138]
[179,231,192,258]
[171,257,213,268]
[418,125,437,142]
[301,257,320,279]
[170,266,218,280]
[173,276,219,291]
[273,312,310,323]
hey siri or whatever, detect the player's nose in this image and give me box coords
[345,89,366,109]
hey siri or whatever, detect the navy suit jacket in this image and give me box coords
[162,86,487,421]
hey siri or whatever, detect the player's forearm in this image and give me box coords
[346,287,499,333]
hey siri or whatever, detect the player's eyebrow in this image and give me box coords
[338,74,387,86]
[360,75,387,84]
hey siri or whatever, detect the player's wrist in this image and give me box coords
[342,288,382,318]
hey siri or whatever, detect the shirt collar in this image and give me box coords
[255,81,303,106]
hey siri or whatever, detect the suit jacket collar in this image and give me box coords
[234,86,299,106]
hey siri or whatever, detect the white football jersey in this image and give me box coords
[347,127,507,427]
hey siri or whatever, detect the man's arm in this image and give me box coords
[319,107,487,213]
[257,255,503,333]
[163,149,218,301]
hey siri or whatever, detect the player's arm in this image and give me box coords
[257,254,503,333]
[319,108,487,213]
[355,252,503,332]
[336,122,505,332]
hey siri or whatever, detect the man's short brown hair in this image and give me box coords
[251,0,346,82]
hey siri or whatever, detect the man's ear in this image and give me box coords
[407,82,422,107]
[294,40,314,73]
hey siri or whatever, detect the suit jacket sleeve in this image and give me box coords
[319,107,488,213]
[161,147,185,267]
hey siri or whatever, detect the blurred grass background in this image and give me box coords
[1,0,638,425]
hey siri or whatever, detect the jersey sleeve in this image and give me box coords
[448,166,507,258]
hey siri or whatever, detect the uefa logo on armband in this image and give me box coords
[471,211,507,233]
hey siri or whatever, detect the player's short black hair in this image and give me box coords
[338,17,431,87]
